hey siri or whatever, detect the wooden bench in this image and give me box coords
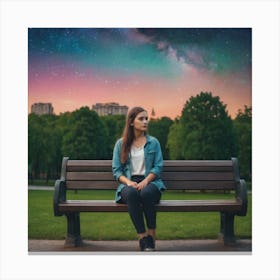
[53,157,248,247]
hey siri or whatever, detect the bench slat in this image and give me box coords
[67,160,234,172]
[67,166,233,172]
[162,166,233,172]
[66,181,117,189]
[163,160,233,166]
[58,199,242,212]
[163,172,234,181]
[66,171,234,181]
[67,160,233,167]
[66,180,236,190]
[67,165,232,172]
[67,172,114,180]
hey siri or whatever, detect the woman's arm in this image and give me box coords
[112,139,124,181]
[149,138,163,178]
[137,138,163,190]
[119,175,138,188]
[112,139,137,188]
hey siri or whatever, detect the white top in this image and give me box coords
[130,145,145,176]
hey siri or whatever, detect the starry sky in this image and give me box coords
[28,28,251,119]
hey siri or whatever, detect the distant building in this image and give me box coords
[92,102,128,116]
[31,103,54,115]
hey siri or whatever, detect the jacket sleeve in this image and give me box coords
[112,139,124,181]
[149,138,163,178]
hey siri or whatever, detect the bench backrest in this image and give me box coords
[61,157,240,191]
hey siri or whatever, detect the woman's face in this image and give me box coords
[131,111,148,132]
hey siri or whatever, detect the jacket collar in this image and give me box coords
[145,134,152,145]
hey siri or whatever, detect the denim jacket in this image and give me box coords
[112,135,166,202]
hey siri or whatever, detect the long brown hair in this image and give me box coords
[121,106,146,164]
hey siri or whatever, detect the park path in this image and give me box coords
[28,239,252,253]
[28,185,54,190]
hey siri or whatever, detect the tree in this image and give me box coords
[28,113,62,182]
[233,105,252,181]
[100,114,126,159]
[148,117,173,159]
[41,114,62,181]
[167,118,185,159]
[61,107,107,159]
[28,113,45,181]
[168,92,237,160]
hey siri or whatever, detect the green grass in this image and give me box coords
[28,190,252,240]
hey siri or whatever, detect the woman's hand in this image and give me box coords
[137,173,156,190]
[137,178,149,190]
[127,180,138,188]
[119,175,138,188]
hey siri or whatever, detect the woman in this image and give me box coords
[112,107,166,251]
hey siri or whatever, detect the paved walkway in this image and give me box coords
[28,185,54,190]
[29,239,251,253]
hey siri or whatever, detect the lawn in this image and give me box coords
[28,190,252,240]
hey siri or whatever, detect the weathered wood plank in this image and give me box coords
[67,160,233,167]
[162,172,234,181]
[66,181,117,189]
[66,172,114,181]
[67,165,233,173]
[66,171,234,181]
[67,165,233,172]
[164,181,236,190]
[66,180,236,190]
[58,199,242,212]
[67,159,234,172]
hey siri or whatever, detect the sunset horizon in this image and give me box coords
[28,91,250,120]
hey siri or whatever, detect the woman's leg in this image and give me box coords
[120,186,146,235]
[140,184,161,240]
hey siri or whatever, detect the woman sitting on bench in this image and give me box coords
[112,106,166,251]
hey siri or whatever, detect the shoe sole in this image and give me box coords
[144,248,155,252]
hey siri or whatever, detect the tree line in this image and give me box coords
[28,92,252,182]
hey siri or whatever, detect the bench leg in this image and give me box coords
[65,213,83,247]
[219,212,236,246]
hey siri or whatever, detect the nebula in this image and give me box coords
[28,28,251,119]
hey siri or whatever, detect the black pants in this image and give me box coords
[120,175,161,234]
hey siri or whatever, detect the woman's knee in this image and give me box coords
[122,186,139,202]
[140,184,161,203]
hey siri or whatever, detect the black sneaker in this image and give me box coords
[145,235,155,251]
[139,236,148,251]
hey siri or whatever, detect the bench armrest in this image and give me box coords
[235,179,248,216]
[53,179,66,216]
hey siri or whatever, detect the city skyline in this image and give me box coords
[28,28,252,119]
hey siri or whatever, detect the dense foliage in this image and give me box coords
[167,92,236,160]
[148,117,173,159]
[233,106,252,180]
[28,93,252,182]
